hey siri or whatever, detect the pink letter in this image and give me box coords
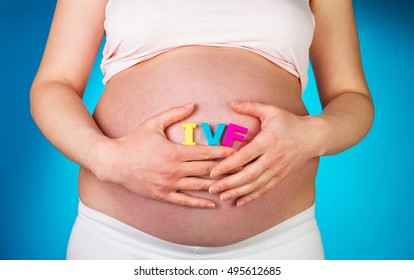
[222,123,248,147]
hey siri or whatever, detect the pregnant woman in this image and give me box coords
[30,0,374,259]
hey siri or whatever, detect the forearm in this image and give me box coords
[30,80,111,175]
[309,91,374,156]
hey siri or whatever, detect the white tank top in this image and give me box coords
[101,0,315,91]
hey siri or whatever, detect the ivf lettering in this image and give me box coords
[182,123,248,147]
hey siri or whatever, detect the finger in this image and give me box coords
[210,137,265,177]
[180,161,219,177]
[223,166,244,175]
[178,144,235,161]
[229,101,272,121]
[218,169,275,201]
[146,103,196,131]
[174,177,219,191]
[165,192,216,209]
[209,159,266,194]
[236,176,282,207]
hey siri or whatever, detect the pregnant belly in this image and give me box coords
[79,46,319,246]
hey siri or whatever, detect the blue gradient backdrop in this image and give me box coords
[1,0,413,259]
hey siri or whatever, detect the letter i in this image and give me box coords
[182,123,197,145]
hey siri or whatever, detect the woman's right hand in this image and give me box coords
[93,103,234,209]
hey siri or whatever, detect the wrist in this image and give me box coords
[302,115,329,158]
[88,136,121,183]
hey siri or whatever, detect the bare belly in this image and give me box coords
[79,46,319,246]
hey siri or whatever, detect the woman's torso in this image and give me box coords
[78,0,317,246]
[78,46,319,246]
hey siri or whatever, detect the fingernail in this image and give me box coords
[183,102,194,109]
[221,193,231,201]
[237,200,246,207]
[207,203,216,209]
[209,187,219,194]
[210,170,221,177]
[230,101,241,106]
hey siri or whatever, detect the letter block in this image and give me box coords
[182,123,197,145]
[182,122,248,146]
[222,123,249,147]
[200,122,226,146]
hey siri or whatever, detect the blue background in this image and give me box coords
[1,0,413,260]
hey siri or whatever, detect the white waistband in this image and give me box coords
[73,200,322,259]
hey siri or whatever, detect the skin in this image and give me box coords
[208,0,374,206]
[30,0,235,208]
[30,0,373,245]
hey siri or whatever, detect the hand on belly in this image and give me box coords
[94,103,235,209]
[208,101,320,207]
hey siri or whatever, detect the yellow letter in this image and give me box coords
[182,123,197,145]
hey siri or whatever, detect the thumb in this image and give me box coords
[150,103,195,131]
[229,101,270,120]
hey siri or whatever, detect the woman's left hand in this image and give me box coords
[209,101,321,207]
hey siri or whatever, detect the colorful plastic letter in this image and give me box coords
[222,123,248,147]
[200,123,226,146]
[182,123,197,145]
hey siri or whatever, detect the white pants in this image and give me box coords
[67,200,324,260]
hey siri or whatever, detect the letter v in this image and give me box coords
[200,123,226,146]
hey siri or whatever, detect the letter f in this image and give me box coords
[222,123,248,147]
